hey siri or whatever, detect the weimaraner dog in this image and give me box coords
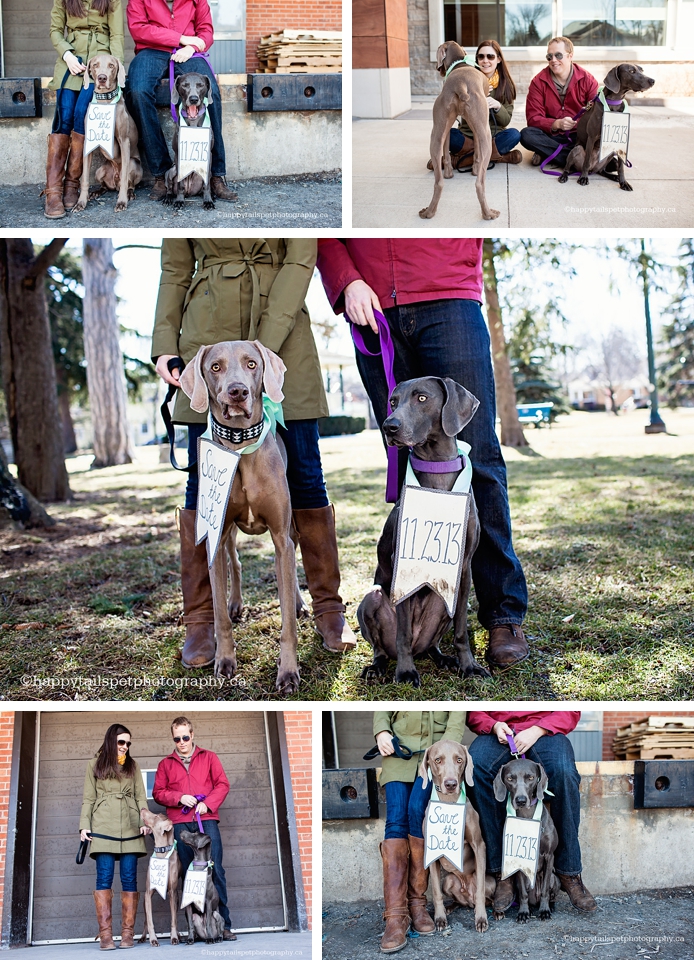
[179,831,224,944]
[420,41,500,221]
[140,810,181,947]
[493,758,559,923]
[180,340,301,694]
[357,376,489,687]
[419,739,496,933]
[74,54,142,213]
[165,73,215,210]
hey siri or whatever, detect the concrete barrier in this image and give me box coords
[322,762,694,901]
[0,75,341,185]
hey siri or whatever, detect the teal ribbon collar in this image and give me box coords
[445,55,478,77]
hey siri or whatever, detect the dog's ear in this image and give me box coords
[462,745,475,787]
[493,764,508,802]
[436,43,449,74]
[251,341,286,402]
[536,763,549,802]
[440,378,480,437]
[84,57,96,89]
[603,65,621,97]
[117,59,126,88]
[418,745,432,785]
[201,75,212,99]
[179,345,211,413]
[172,75,184,104]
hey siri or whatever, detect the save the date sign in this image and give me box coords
[149,855,169,899]
[423,786,466,871]
[195,437,240,566]
[85,102,116,157]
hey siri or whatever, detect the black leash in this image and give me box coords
[160,356,197,473]
[51,58,84,134]
[76,832,143,864]
[363,736,425,761]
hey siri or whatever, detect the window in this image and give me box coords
[563,0,666,45]
[443,0,552,46]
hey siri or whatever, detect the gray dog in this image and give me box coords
[179,830,224,944]
[165,73,215,209]
[357,376,489,687]
[493,759,559,923]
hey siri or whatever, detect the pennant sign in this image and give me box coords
[181,866,208,911]
[178,125,212,184]
[85,102,116,157]
[195,438,240,567]
[599,111,630,163]
[149,856,169,900]
[392,486,469,617]
[501,814,541,887]
[423,785,466,871]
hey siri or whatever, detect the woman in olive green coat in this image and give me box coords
[79,723,149,950]
[373,711,466,953]
[45,0,124,219]
[152,238,356,670]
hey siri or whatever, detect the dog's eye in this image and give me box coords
[211,363,221,372]
[418,395,427,402]
[247,360,257,369]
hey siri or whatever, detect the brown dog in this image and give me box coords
[165,73,215,209]
[140,810,181,947]
[179,340,302,694]
[420,41,499,221]
[419,740,496,933]
[74,54,142,213]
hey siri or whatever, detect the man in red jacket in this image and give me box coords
[467,711,597,914]
[125,0,237,202]
[520,37,599,167]
[316,239,528,670]
[153,716,236,940]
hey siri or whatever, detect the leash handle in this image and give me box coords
[181,794,207,833]
[506,732,525,759]
[169,48,214,121]
[160,356,197,473]
[52,57,84,134]
[362,736,424,761]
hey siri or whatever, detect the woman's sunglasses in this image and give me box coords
[477,53,497,60]
[173,735,192,743]
[546,52,565,60]
[117,739,131,747]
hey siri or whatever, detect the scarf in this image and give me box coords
[117,754,126,765]
[488,69,500,90]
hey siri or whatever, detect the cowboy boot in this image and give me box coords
[149,176,168,200]
[118,891,139,948]
[93,890,116,950]
[380,839,410,953]
[490,140,522,164]
[493,872,514,916]
[407,836,435,934]
[427,135,475,171]
[210,176,238,201]
[292,505,356,653]
[557,874,597,912]
[486,624,529,671]
[179,507,216,668]
[43,133,70,219]
[63,131,85,210]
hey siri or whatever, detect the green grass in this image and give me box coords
[1,411,693,701]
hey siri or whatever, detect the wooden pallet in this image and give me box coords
[257,29,342,74]
[613,716,694,759]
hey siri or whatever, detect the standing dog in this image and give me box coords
[493,759,559,923]
[179,831,224,944]
[420,740,496,933]
[165,74,215,209]
[140,810,181,947]
[74,54,142,213]
[358,376,489,687]
[420,41,500,221]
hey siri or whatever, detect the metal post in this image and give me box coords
[640,239,666,434]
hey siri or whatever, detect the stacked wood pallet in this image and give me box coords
[613,716,694,759]
[257,30,342,74]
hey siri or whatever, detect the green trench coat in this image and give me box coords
[49,0,124,92]
[79,757,148,859]
[151,238,329,424]
[373,711,467,785]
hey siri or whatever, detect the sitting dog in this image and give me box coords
[74,53,142,213]
[357,376,489,687]
[140,810,181,947]
[559,63,655,191]
[420,41,500,221]
[179,340,302,694]
[420,739,496,933]
[179,830,224,944]
[165,74,215,209]
[493,758,559,923]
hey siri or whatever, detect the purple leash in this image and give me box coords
[540,94,632,177]
[181,794,206,833]
[506,732,526,759]
[350,310,399,503]
[169,49,214,121]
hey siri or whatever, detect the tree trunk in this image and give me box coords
[0,239,71,501]
[0,444,55,528]
[81,239,133,468]
[56,367,78,454]
[482,240,529,448]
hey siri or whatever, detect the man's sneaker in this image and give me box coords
[211,176,238,202]
[558,874,597,912]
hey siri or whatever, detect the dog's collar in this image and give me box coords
[211,414,264,445]
[153,840,177,858]
[597,85,629,113]
[406,441,472,494]
[409,453,464,474]
[191,859,213,870]
[93,86,121,103]
[178,100,211,127]
[445,55,477,78]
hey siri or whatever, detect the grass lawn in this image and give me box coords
[1,409,693,702]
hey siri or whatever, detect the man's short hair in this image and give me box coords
[548,36,574,54]
[171,716,194,735]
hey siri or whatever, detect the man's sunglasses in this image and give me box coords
[173,735,192,743]
[117,739,131,747]
[546,52,566,60]
[477,53,497,60]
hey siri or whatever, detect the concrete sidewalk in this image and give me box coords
[16,930,311,958]
[352,96,694,228]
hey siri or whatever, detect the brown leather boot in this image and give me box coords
[292,505,357,653]
[407,836,435,934]
[491,141,522,164]
[43,133,70,219]
[427,135,475,171]
[486,624,529,671]
[149,176,167,200]
[118,891,139,948]
[493,872,514,915]
[63,131,85,210]
[557,874,597,912]
[93,890,116,950]
[380,839,410,953]
[531,152,543,166]
[179,507,216,668]
[211,176,238,202]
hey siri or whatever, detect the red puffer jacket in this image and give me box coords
[153,746,229,823]
[127,0,214,55]
[466,711,581,736]
[525,63,599,134]
[316,239,483,314]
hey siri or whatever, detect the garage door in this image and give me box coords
[31,711,286,943]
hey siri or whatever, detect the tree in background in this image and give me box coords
[582,325,643,415]
[506,306,572,418]
[660,238,694,408]
[46,250,86,454]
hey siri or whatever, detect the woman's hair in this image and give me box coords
[476,40,517,104]
[93,723,136,780]
[64,0,112,19]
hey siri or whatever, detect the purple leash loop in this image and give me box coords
[350,310,399,503]
[506,732,526,760]
[169,48,214,121]
[181,793,206,833]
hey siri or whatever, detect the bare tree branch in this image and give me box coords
[26,239,69,279]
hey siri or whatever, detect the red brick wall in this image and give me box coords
[602,711,694,760]
[283,711,312,929]
[0,713,15,930]
[246,0,342,72]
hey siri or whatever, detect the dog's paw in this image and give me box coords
[171,935,179,945]
[434,917,448,933]
[203,200,216,210]
[493,910,505,922]
[430,652,459,671]
[475,915,489,933]
[174,200,185,210]
[228,598,243,622]
[460,659,491,680]
[161,195,174,205]
[361,657,388,681]
[114,200,127,212]
[620,181,633,192]
[558,173,568,183]
[186,936,195,945]
[276,668,301,696]
[419,208,435,219]
[394,667,421,687]
[483,208,501,220]
[516,910,531,924]
[73,200,87,213]
[539,908,552,921]
[214,656,237,679]
[128,188,136,200]
[577,176,589,186]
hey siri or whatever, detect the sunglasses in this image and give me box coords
[546,52,566,60]
[477,53,497,60]
[173,735,192,743]
[117,739,131,747]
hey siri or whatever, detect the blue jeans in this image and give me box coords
[124,49,226,177]
[520,126,573,166]
[355,299,527,629]
[450,126,521,155]
[174,820,231,929]
[468,733,582,875]
[54,85,93,135]
[185,419,329,511]
[384,777,433,839]
[94,852,139,891]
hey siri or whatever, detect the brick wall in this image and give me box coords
[603,711,694,760]
[283,711,312,929]
[246,0,341,72]
[0,713,15,934]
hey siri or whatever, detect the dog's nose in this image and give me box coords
[383,418,401,436]
[189,95,199,103]
[443,778,458,792]
[97,74,108,83]
[515,796,528,807]
[227,383,249,401]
